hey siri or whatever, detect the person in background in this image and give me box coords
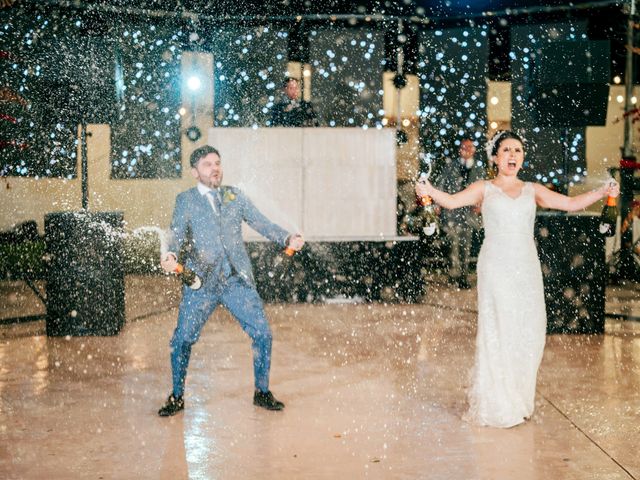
[434,137,485,289]
[270,77,319,127]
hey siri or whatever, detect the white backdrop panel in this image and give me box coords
[208,127,396,240]
[209,128,304,239]
[303,128,396,239]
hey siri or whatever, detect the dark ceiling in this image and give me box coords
[13,0,626,77]
[10,0,626,19]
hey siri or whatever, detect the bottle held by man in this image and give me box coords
[173,262,202,290]
[159,229,202,290]
[284,233,305,256]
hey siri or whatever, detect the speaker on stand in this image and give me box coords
[524,39,611,330]
[527,39,610,194]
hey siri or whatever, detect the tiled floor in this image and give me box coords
[0,277,638,479]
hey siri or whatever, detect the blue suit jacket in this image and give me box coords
[168,185,289,286]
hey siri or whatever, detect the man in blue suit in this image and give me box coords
[158,145,305,416]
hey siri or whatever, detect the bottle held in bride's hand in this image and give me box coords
[417,172,438,236]
[599,194,618,237]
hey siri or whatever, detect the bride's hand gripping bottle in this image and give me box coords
[599,180,619,237]
[417,172,438,236]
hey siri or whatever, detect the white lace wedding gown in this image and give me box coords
[465,181,547,428]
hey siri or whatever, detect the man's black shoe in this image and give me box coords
[158,394,184,417]
[456,278,471,290]
[253,390,285,411]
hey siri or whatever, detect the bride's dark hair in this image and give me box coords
[488,131,524,157]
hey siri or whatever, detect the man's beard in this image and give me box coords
[202,174,221,188]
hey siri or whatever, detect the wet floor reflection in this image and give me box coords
[0,279,638,478]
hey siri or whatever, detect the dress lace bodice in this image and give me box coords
[481,181,536,240]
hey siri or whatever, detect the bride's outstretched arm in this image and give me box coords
[415,180,484,210]
[533,181,620,212]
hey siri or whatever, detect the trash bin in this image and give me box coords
[45,211,125,336]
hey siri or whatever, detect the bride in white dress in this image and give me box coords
[416,131,619,428]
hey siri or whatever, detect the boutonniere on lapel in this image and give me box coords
[222,187,236,204]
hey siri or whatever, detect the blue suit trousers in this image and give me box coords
[170,276,272,397]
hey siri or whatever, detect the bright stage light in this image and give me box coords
[187,76,202,91]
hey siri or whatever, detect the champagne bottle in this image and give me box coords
[174,263,202,290]
[598,195,618,237]
[284,234,303,256]
[417,195,439,236]
[417,172,438,236]
[486,161,498,180]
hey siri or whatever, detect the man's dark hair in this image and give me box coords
[283,77,299,87]
[190,145,220,168]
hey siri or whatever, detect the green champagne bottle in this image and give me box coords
[418,195,438,236]
[598,195,618,237]
[417,172,438,236]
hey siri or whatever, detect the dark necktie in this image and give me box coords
[207,190,222,214]
[461,162,470,186]
[207,190,232,279]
